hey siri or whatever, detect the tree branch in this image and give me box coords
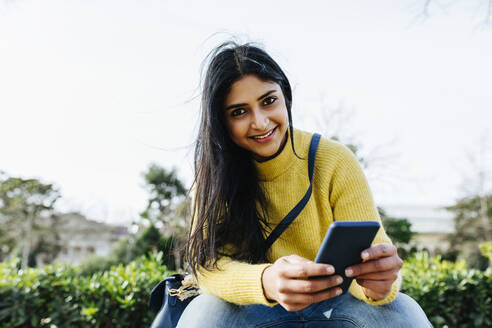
[485,0,492,25]
[423,0,433,18]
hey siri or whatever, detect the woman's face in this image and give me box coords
[223,74,289,161]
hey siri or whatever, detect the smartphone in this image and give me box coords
[314,221,380,294]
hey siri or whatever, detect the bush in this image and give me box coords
[402,252,492,328]
[1,251,491,327]
[77,255,120,277]
[0,253,173,328]
[480,241,492,261]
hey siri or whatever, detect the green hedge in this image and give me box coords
[0,253,173,328]
[0,252,491,327]
[401,252,492,328]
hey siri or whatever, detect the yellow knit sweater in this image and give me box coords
[196,129,401,306]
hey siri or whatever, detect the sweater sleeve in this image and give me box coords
[328,142,401,305]
[191,188,277,306]
[195,257,277,306]
[189,188,276,306]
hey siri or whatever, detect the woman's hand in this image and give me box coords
[261,254,343,312]
[344,243,402,301]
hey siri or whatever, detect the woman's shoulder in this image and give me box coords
[293,128,355,161]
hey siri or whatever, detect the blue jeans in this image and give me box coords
[176,292,433,328]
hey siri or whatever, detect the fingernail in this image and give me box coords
[362,251,369,260]
[345,268,353,277]
[336,276,343,284]
[336,288,342,295]
[326,265,334,274]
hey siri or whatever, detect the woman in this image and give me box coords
[177,41,432,327]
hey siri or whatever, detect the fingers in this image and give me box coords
[281,254,312,264]
[345,248,402,278]
[345,256,398,277]
[279,255,334,278]
[268,255,345,312]
[354,269,399,281]
[278,287,343,311]
[355,270,399,299]
[279,275,343,294]
[345,245,401,302]
[360,244,397,262]
[356,278,393,293]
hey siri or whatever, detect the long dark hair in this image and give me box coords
[186,41,297,275]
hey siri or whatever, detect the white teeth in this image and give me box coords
[253,128,274,139]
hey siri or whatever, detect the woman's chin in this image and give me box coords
[252,147,279,162]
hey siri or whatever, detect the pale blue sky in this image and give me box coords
[1,0,491,225]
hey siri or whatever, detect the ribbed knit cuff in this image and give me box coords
[196,262,279,306]
[230,263,278,306]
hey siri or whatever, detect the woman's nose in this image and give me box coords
[251,112,268,130]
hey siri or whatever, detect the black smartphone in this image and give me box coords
[314,221,380,294]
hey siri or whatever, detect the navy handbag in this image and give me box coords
[149,273,199,328]
[149,133,321,328]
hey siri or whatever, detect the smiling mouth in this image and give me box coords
[250,126,277,139]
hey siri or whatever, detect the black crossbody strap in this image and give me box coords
[264,133,321,250]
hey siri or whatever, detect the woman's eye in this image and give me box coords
[231,108,246,117]
[263,96,277,106]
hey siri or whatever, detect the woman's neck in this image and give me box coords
[253,130,289,163]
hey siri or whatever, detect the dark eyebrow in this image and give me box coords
[224,89,277,111]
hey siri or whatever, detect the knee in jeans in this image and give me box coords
[388,293,432,326]
[393,293,424,313]
[186,294,228,314]
[329,293,431,328]
[177,293,237,328]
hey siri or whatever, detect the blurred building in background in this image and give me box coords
[54,212,129,266]
[384,204,454,253]
[47,205,453,265]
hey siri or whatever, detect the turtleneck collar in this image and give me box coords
[254,128,302,181]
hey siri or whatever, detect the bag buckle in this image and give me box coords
[168,274,200,301]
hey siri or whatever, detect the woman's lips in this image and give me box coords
[250,126,277,143]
